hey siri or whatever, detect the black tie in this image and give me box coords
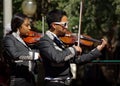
[54,37,65,49]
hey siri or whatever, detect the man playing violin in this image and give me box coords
[38,9,107,86]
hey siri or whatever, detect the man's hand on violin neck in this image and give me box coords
[73,46,82,54]
[97,39,107,51]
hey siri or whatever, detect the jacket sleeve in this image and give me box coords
[3,36,38,60]
[75,48,102,64]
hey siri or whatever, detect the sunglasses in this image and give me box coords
[53,22,68,28]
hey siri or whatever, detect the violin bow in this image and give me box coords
[70,0,83,80]
[77,0,83,46]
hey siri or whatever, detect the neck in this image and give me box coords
[50,29,59,37]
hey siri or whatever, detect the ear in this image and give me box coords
[51,23,56,29]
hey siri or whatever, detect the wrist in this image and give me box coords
[97,45,104,51]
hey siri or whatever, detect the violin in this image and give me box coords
[60,30,102,46]
[23,31,42,45]
[80,34,102,46]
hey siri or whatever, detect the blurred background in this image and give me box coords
[0,0,120,86]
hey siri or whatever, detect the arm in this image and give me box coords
[75,48,101,64]
[3,35,39,60]
[75,38,107,64]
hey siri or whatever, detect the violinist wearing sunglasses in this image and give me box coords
[38,9,107,86]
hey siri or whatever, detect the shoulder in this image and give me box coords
[38,34,53,47]
[40,34,52,42]
[3,34,14,40]
[2,34,15,43]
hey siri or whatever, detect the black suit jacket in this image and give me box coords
[38,31,102,79]
[2,34,37,77]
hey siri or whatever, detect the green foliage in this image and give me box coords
[12,0,23,14]
[33,20,42,32]
[1,0,120,38]
[33,19,48,33]
[114,0,120,14]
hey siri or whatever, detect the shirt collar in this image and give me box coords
[12,30,28,47]
[46,30,58,40]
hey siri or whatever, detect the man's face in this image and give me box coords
[53,16,68,37]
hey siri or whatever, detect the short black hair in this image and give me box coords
[46,9,67,29]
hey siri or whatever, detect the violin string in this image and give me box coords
[80,35,102,43]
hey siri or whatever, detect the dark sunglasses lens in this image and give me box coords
[64,23,67,27]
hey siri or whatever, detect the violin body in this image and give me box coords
[60,30,101,47]
[23,31,42,45]
[60,34,93,46]
[80,35,94,46]
[60,35,77,45]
